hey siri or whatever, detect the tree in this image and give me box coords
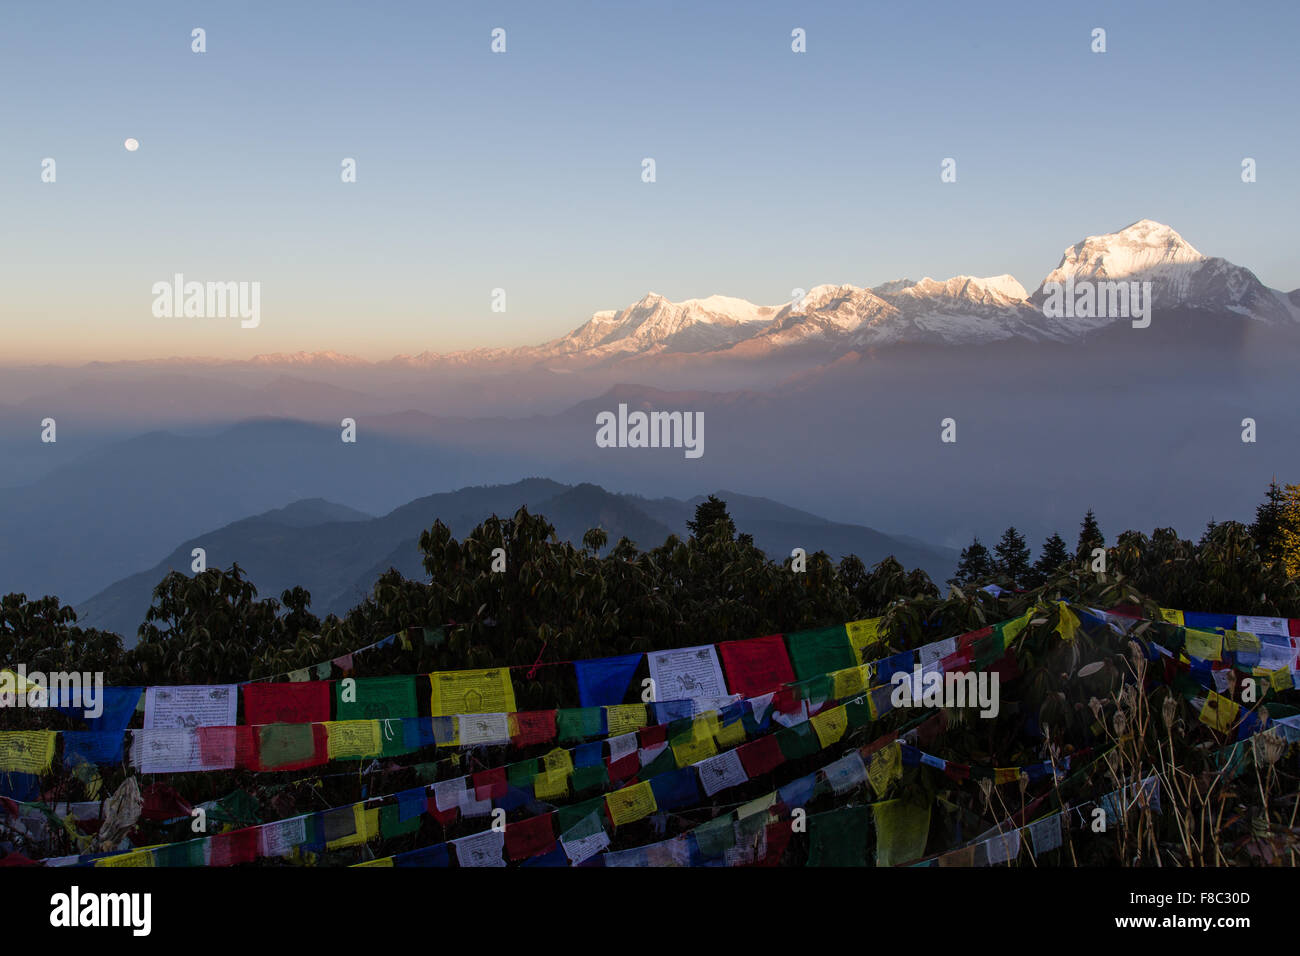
[1027,533,1071,586]
[1279,484,1300,579]
[1076,509,1104,563]
[1251,480,1286,565]
[949,536,994,588]
[687,494,735,540]
[993,527,1031,588]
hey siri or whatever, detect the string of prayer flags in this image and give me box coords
[718,633,795,698]
[429,667,517,717]
[574,653,642,708]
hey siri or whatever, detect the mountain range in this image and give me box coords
[41,220,1290,375]
[73,480,959,643]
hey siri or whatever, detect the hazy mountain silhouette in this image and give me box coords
[74,479,957,643]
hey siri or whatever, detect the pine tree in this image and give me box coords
[993,527,1031,588]
[1076,509,1104,563]
[687,494,735,540]
[949,536,994,588]
[1251,479,1286,565]
[1028,532,1071,586]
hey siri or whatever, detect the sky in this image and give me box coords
[2,0,1297,364]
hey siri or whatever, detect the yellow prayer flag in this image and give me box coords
[1002,609,1033,644]
[846,617,883,662]
[1225,630,1261,653]
[324,720,382,760]
[1183,628,1223,662]
[811,704,848,748]
[533,767,570,801]
[673,732,717,767]
[1268,667,1294,692]
[1199,694,1240,734]
[1055,603,1080,642]
[1158,607,1184,626]
[0,731,57,775]
[95,848,156,868]
[605,781,657,826]
[993,767,1019,785]
[605,703,647,736]
[541,747,574,776]
[831,664,868,699]
[353,855,394,867]
[714,715,746,750]
[867,741,902,798]
[429,667,517,717]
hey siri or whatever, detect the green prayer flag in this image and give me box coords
[557,707,605,743]
[694,814,737,858]
[786,625,855,680]
[807,805,871,866]
[776,722,820,761]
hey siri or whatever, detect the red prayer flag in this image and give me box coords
[242,681,331,725]
[210,827,258,866]
[639,724,667,749]
[743,820,793,867]
[607,752,640,782]
[504,812,556,861]
[718,633,796,699]
[511,710,557,747]
[473,767,508,801]
[737,735,784,779]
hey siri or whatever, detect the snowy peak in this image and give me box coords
[543,291,782,358]
[1033,219,1291,323]
[877,274,1029,305]
[1037,219,1204,287]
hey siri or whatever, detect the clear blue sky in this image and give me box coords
[2,0,1296,362]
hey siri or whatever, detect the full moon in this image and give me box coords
[124,138,139,151]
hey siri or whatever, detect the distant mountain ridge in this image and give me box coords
[74,480,958,643]
[30,220,1294,374]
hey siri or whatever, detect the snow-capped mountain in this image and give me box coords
[1030,219,1296,327]
[537,292,780,358]
[111,221,1298,373]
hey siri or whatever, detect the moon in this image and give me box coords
[124,138,139,152]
